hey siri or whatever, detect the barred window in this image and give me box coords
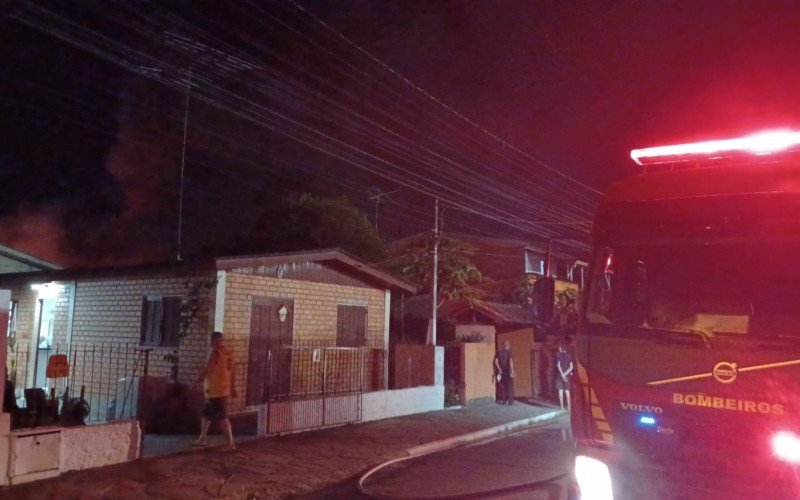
[140,296,182,347]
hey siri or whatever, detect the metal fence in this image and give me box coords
[250,346,385,434]
[7,341,149,428]
[7,341,387,433]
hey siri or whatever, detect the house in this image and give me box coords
[0,249,417,422]
[454,234,586,299]
[389,233,585,403]
[0,248,452,482]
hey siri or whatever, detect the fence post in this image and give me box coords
[360,349,365,392]
[322,348,328,427]
[266,348,272,434]
[138,348,150,459]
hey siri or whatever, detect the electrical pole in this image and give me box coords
[368,187,397,233]
[430,199,439,345]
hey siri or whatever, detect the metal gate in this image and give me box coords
[253,346,385,434]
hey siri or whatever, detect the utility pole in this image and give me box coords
[430,199,439,345]
[367,187,397,233]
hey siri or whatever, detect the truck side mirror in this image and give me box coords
[533,277,555,323]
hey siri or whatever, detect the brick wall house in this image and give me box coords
[0,249,414,418]
[2,262,216,420]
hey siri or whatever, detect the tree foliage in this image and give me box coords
[247,194,388,263]
[391,234,483,303]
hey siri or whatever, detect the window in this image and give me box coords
[336,305,367,347]
[140,296,182,347]
[525,249,544,275]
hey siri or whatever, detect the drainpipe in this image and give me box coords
[544,238,554,278]
[66,281,76,358]
[384,289,390,390]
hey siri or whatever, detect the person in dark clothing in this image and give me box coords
[493,340,516,405]
[556,340,574,409]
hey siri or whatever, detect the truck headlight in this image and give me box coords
[575,455,614,500]
[772,431,800,464]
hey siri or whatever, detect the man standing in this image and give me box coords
[493,340,516,405]
[194,331,237,450]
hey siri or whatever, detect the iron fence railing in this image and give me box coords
[7,340,150,428]
[250,346,385,434]
[246,346,385,406]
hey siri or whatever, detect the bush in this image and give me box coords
[460,331,485,343]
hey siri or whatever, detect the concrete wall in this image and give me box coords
[3,420,140,485]
[460,342,495,404]
[361,386,444,422]
[60,421,140,472]
[256,386,444,435]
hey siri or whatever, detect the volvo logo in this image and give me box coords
[713,361,738,384]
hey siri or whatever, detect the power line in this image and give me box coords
[6,2,598,255]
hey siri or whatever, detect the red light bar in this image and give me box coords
[631,130,800,166]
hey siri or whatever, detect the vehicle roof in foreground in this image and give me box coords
[610,129,800,203]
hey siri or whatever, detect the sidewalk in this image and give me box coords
[0,400,566,499]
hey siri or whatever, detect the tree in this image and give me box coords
[247,194,388,263]
[391,234,483,303]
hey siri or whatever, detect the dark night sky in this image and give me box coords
[3,1,800,266]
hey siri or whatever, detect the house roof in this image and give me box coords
[0,248,416,294]
[0,244,62,272]
[216,249,417,294]
[401,294,535,326]
[0,260,213,287]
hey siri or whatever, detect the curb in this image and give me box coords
[358,408,570,499]
[407,409,569,457]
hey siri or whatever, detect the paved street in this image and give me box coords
[358,419,573,499]
[0,401,567,499]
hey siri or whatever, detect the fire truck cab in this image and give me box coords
[563,131,800,499]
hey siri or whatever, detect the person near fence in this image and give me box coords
[493,340,516,405]
[193,331,237,450]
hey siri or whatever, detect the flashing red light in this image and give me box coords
[631,130,800,166]
[772,431,800,465]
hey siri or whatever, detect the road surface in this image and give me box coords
[306,418,573,499]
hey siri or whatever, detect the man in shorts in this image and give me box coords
[194,331,237,450]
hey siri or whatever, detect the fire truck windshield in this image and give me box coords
[587,194,800,343]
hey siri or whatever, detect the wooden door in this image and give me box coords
[246,298,294,405]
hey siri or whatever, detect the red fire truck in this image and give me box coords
[545,131,800,499]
